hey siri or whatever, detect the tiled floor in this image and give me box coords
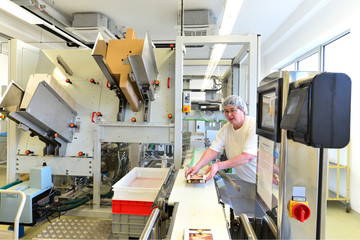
[1,163,360,239]
[326,201,360,239]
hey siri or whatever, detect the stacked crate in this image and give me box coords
[112,167,169,238]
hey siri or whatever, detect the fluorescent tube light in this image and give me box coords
[204,0,244,80]
[219,0,244,36]
[0,0,45,24]
[204,44,226,79]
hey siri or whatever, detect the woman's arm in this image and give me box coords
[204,152,256,180]
[217,152,256,170]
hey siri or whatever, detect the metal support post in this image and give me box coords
[93,124,101,208]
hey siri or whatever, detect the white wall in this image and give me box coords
[261,0,360,213]
[0,52,8,134]
[0,53,8,87]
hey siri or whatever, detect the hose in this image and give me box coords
[57,197,90,212]
[0,180,23,189]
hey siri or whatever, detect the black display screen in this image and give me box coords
[260,91,276,131]
[280,87,308,132]
[256,77,282,142]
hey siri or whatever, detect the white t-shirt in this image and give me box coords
[209,116,257,183]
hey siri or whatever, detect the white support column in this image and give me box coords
[174,37,185,169]
[7,40,19,183]
[93,124,101,208]
[247,35,260,117]
[7,121,18,183]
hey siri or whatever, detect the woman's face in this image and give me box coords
[224,105,245,127]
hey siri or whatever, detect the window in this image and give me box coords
[280,50,320,71]
[279,31,350,73]
[297,52,319,71]
[282,63,296,71]
[323,32,351,72]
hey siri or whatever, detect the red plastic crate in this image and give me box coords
[112,200,156,215]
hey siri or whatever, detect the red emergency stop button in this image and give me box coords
[292,202,311,222]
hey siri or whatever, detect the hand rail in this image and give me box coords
[0,189,26,240]
[263,214,277,238]
[140,208,160,240]
[240,213,258,240]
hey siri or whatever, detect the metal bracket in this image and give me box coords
[117,98,127,122]
[142,87,151,122]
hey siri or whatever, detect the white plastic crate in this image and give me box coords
[112,167,169,202]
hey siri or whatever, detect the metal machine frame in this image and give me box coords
[174,34,260,169]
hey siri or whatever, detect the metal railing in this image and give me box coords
[140,208,160,240]
[240,213,258,240]
[0,189,26,240]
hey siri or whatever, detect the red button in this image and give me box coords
[184,107,188,111]
[292,203,311,222]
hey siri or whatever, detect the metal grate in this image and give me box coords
[33,218,112,239]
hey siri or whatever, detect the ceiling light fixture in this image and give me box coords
[219,0,244,36]
[204,0,244,81]
[0,0,45,24]
[0,0,88,48]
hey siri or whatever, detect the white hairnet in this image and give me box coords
[222,95,248,114]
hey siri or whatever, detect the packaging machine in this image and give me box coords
[1,25,351,239]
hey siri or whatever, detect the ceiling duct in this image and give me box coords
[66,13,118,43]
[11,0,88,47]
[11,1,116,46]
[183,10,216,36]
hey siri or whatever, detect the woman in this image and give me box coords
[185,95,257,184]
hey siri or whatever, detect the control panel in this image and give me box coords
[182,91,191,113]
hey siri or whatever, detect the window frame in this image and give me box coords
[278,30,350,72]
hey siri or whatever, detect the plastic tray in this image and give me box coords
[112,167,169,202]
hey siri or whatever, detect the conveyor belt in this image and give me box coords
[167,202,231,240]
[167,149,231,239]
[168,169,218,205]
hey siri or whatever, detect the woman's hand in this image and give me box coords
[185,166,199,178]
[204,163,220,181]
